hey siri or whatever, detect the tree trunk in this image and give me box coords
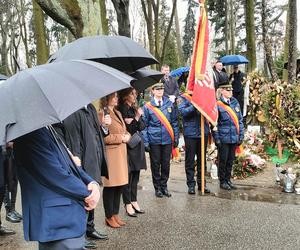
[282,5,289,81]
[141,0,155,56]
[245,0,256,72]
[18,0,32,68]
[287,0,297,83]
[111,0,130,37]
[224,0,229,55]
[32,0,49,65]
[229,0,235,54]
[160,0,177,64]
[151,0,160,63]
[99,0,109,35]
[36,0,103,38]
[174,3,183,63]
[261,0,278,81]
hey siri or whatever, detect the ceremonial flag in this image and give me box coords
[187,0,218,126]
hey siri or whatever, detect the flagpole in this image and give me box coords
[201,114,205,195]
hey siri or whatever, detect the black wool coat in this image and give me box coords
[58,104,108,183]
[118,104,147,172]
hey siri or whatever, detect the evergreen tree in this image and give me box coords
[182,0,198,63]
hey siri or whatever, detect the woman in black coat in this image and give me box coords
[118,88,147,217]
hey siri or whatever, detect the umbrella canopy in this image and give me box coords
[170,66,190,78]
[0,60,134,145]
[48,35,158,72]
[220,55,249,66]
[130,69,163,92]
[0,73,8,80]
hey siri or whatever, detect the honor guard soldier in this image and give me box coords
[213,82,244,190]
[177,91,211,194]
[142,83,179,198]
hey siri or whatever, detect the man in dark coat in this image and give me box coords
[161,65,179,101]
[212,61,228,89]
[229,65,246,109]
[60,103,110,243]
[0,147,15,236]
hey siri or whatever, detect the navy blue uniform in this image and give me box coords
[178,95,209,190]
[213,96,244,185]
[142,97,179,193]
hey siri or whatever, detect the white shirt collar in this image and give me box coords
[154,97,163,106]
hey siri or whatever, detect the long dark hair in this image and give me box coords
[118,87,136,109]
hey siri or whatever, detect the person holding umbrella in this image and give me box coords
[54,103,110,247]
[99,92,130,228]
[118,88,147,217]
[142,83,179,198]
[229,65,246,109]
[14,127,101,249]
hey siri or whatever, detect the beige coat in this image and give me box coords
[100,109,129,187]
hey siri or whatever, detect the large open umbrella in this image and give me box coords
[0,73,8,81]
[130,69,163,92]
[220,55,249,66]
[170,66,190,78]
[48,35,158,72]
[0,60,134,145]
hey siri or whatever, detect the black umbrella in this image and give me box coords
[0,60,134,145]
[0,73,8,81]
[130,69,164,92]
[48,35,158,72]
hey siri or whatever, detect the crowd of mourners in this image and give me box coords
[0,62,245,250]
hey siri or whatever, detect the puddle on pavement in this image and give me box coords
[210,185,300,205]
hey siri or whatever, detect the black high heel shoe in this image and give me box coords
[124,205,137,217]
[131,203,145,214]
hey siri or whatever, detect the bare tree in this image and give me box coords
[287,0,297,83]
[35,0,104,38]
[245,0,256,72]
[32,0,49,65]
[261,0,278,81]
[111,0,131,37]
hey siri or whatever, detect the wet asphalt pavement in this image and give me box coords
[1,160,300,250]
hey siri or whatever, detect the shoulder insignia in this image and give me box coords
[235,106,240,112]
[167,107,172,113]
[176,97,183,106]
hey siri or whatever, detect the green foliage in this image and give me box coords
[163,30,180,70]
[274,53,285,80]
[262,81,300,160]
[182,0,198,63]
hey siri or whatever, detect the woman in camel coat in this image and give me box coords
[99,92,130,228]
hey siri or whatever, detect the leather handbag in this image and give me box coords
[127,132,142,149]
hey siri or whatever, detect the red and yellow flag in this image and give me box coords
[187,0,218,126]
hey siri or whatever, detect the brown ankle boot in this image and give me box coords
[113,214,126,226]
[105,216,121,228]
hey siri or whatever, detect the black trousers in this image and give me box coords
[86,210,95,233]
[3,149,19,212]
[103,186,122,218]
[0,186,5,226]
[122,171,140,204]
[233,91,244,111]
[149,144,172,191]
[218,143,236,184]
[184,136,208,188]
